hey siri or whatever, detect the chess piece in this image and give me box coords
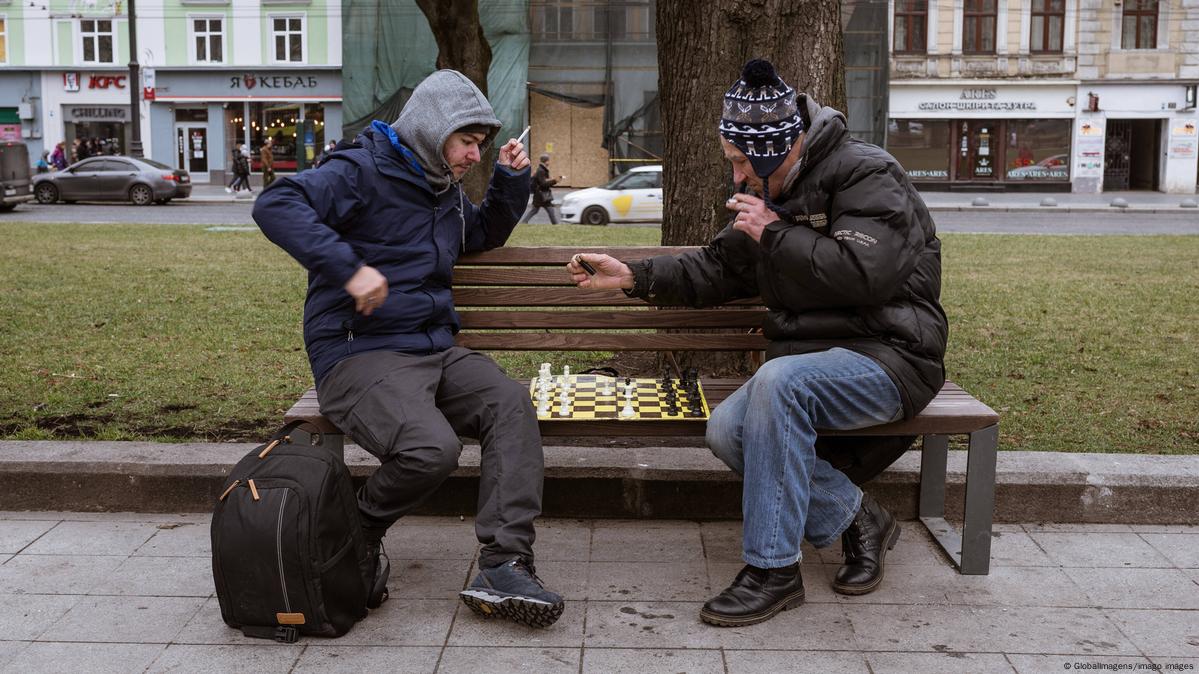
[601,377,612,397]
[619,382,635,419]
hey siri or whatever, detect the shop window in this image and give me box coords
[81,19,115,64]
[893,0,927,54]
[886,119,950,180]
[0,17,7,64]
[1030,0,1064,53]
[271,15,305,63]
[962,0,996,54]
[1121,0,1157,49]
[191,17,224,63]
[1005,120,1070,181]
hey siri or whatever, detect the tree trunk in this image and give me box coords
[414,0,496,202]
[655,0,845,376]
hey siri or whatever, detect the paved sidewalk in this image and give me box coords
[0,512,1195,673]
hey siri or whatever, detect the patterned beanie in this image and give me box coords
[719,59,804,178]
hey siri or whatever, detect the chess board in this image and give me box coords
[529,375,711,421]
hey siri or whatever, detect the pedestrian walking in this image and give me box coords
[520,154,563,224]
[50,142,68,170]
[260,137,276,188]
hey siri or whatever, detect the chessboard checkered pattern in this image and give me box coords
[529,375,710,421]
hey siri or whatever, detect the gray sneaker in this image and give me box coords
[459,558,565,628]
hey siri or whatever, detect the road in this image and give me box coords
[4,200,1198,234]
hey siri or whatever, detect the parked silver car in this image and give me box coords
[33,156,192,205]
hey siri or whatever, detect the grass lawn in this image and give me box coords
[0,221,1195,454]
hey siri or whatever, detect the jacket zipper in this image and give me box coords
[276,489,291,613]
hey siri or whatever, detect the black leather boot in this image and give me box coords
[699,562,804,627]
[361,532,391,609]
[833,493,900,595]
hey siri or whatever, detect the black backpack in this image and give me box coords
[211,421,368,642]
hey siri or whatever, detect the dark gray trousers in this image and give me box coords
[317,347,544,567]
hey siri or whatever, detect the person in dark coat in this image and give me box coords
[520,153,561,223]
[568,59,948,627]
[253,69,565,629]
[226,144,252,193]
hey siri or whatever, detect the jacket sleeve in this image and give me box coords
[759,160,925,308]
[462,163,531,252]
[626,226,759,308]
[252,159,366,288]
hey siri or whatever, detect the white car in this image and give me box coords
[560,165,662,225]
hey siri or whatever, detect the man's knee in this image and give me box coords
[389,435,462,482]
[705,403,742,470]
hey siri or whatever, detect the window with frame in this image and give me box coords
[532,2,575,39]
[0,18,7,64]
[593,5,626,40]
[894,0,928,54]
[1121,0,1158,49]
[1030,0,1064,52]
[81,19,115,64]
[962,0,997,54]
[271,16,304,63]
[191,17,224,63]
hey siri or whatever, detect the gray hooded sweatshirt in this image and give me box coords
[391,69,502,192]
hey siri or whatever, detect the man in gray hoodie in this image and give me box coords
[254,70,564,628]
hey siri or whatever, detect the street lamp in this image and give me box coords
[127,0,143,157]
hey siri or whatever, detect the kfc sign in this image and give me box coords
[89,75,127,90]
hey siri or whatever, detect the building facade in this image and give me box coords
[1,0,342,183]
[887,0,1198,193]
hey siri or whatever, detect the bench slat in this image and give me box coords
[454,268,585,286]
[453,287,761,307]
[458,309,768,329]
[456,333,771,351]
[459,246,698,265]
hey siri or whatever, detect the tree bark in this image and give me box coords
[414,0,496,202]
[656,0,846,375]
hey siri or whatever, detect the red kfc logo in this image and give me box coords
[243,74,257,90]
[88,75,127,90]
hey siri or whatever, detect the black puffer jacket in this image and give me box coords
[626,95,948,418]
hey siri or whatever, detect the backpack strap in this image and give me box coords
[240,624,299,643]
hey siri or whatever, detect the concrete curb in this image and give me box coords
[924,206,1193,214]
[1,440,1195,523]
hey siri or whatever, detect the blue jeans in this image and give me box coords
[706,348,903,568]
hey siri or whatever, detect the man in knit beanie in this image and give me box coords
[569,59,948,627]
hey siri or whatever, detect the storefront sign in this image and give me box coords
[1075,119,1105,179]
[63,106,129,123]
[229,74,321,91]
[63,73,81,92]
[891,85,1074,118]
[1168,119,1197,159]
[0,125,21,141]
[88,75,126,90]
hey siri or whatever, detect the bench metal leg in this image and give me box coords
[918,428,997,575]
[919,434,949,518]
[960,424,998,575]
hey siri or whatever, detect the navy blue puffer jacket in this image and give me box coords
[252,124,530,386]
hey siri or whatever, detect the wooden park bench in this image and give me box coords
[285,246,1000,574]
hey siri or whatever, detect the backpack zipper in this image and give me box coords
[276,489,291,613]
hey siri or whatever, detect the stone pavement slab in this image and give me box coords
[0,512,1196,673]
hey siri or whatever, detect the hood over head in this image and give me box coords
[391,69,502,192]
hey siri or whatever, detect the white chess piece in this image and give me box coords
[601,377,612,397]
[619,382,635,419]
